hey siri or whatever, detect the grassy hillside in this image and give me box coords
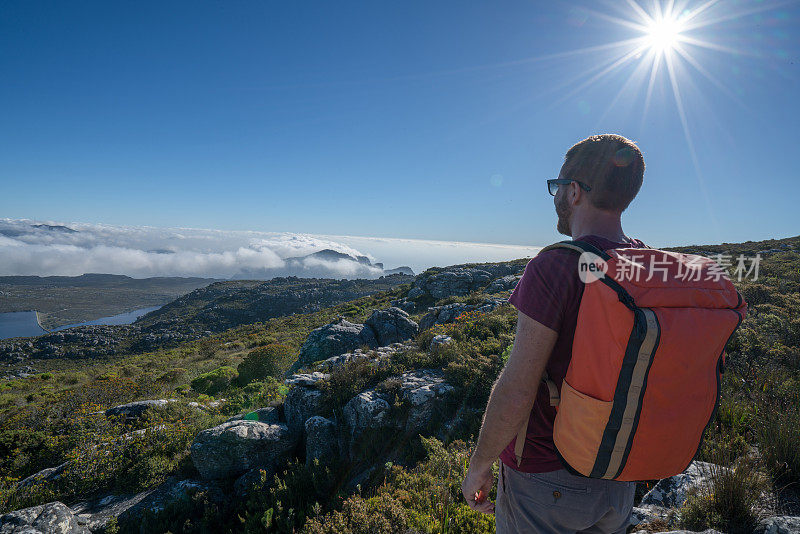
[0,237,797,533]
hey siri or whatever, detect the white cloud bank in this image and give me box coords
[0,219,541,279]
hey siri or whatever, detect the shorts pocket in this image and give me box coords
[512,469,594,510]
[519,470,591,494]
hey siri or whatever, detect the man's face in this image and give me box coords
[554,176,573,237]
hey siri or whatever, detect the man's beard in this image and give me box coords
[555,192,572,236]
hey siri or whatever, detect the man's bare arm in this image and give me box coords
[470,310,558,466]
[461,310,558,513]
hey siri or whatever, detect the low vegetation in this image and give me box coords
[0,236,797,533]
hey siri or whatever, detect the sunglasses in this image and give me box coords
[547,178,592,196]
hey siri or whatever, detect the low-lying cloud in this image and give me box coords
[0,219,541,279]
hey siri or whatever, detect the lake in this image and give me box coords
[0,311,47,340]
[0,306,161,340]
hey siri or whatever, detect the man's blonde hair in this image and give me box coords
[562,134,644,212]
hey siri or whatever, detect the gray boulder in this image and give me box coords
[297,317,378,366]
[343,370,455,437]
[284,371,330,387]
[641,461,721,508]
[419,303,470,331]
[0,501,89,534]
[631,530,723,534]
[315,342,411,371]
[407,264,521,302]
[397,369,455,432]
[343,390,395,435]
[486,274,521,293]
[104,399,178,422]
[629,505,675,530]
[364,307,419,346]
[756,516,800,534]
[305,416,338,465]
[14,462,69,489]
[390,298,416,314]
[190,420,297,480]
[418,268,493,300]
[284,385,326,437]
[419,298,504,331]
[234,468,271,497]
[69,477,226,533]
[429,334,454,352]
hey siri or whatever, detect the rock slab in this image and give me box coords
[190,420,296,480]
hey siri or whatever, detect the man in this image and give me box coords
[461,134,647,533]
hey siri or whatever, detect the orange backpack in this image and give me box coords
[514,239,747,481]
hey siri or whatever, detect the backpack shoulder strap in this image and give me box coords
[540,239,612,261]
[539,239,637,311]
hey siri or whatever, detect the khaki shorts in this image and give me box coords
[495,462,636,534]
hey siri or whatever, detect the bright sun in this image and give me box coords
[645,15,684,53]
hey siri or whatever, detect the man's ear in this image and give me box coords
[569,181,583,206]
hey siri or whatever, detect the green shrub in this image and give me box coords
[240,458,338,533]
[304,437,494,534]
[319,359,391,416]
[223,378,287,415]
[156,368,187,383]
[190,366,238,395]
[757,403,800,485]
[237,344,295,385]
[302,493,410,533]
[679,454,769,534]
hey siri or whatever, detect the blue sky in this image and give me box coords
[1,0,798,253]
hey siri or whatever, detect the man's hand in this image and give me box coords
[459,311,558,515]
[461,455,495,514]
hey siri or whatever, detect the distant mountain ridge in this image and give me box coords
[136,273,414,337]
[232,247,414,280]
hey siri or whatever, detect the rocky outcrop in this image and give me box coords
[297,317,378,367]
[397,370,455,432]
[630,530,723,534]
[284,372,330,387]
[390,298,417,314]
[407,268,494,301]
[68,477,227,532]
[631,461,732,531]
[641,461,719,508]
[0,501,90,534]
[364,307,418,346]
[343,369,455,441]
[296,307,419,369]
[315,342,411,371]
[284,385,325,437]
[305,416,338,465]
[418,298,506,331]
[190,420,297,480]
[344,390,394,432]
[14,462,69,489]
[755,516,800,534]
[485,274,521,293]
[429,334,454,352]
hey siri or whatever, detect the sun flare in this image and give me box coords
[644,15,684,53]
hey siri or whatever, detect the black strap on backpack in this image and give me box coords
[540,239,638,312]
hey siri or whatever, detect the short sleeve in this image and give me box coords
[507,249,581,332]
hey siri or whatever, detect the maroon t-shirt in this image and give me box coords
[499,234,648,473]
